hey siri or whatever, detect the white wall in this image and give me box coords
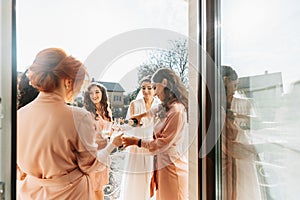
[0,0,13,199]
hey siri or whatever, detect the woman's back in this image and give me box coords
[17,92,98,178]
[17,93,100,199]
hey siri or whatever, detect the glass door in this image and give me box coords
[221,0,300,199]
[16,1,190,199]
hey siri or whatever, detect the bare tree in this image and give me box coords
[137,38,188,86]
[125,38,189,101]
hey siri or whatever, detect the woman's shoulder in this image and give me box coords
[130,98,144,109]
[167,102,187,123]
[132,98,144,104]
[68,105,91,119]
[169,101,185,112]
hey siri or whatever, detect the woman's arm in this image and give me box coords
[142,110,184,153]
[129,103,161,124]
[123,108,186,154]
[75,112,122,173]
[129,112,148,124]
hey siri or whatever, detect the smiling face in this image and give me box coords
[89,85,102,105]
[141,81,154,100]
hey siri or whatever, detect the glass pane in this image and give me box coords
[221,0,300,199]
[16,1,189,199]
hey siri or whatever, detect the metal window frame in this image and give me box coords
[198,0,222,199]
[5,0,225,199]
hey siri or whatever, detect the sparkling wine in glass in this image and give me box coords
[101,121,112,139]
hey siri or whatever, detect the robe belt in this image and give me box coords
[27,168,84,186]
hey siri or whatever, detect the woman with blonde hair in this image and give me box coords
[17,48,122,199]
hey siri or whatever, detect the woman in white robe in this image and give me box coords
[119,76,160,200]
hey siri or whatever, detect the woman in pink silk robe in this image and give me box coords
[221,65,239,200]
[222,65,263,200]
[17,48,122,200]
[122,68,188,200]
[84,82,113,200]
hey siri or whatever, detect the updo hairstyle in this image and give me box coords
[27,48,89,93]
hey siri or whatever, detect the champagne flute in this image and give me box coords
[101,121,112,140]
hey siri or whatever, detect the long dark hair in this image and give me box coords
[221,65,238,110]
[17,69,39,109]
[84,82,112,121]
[152,68,188,115]
[221,65,238,81]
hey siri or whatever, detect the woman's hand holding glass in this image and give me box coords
[121,136,139,149]
[101,121,113,139]
[95,134,108,150]
[111,132,124,147]
[111,118,136,132]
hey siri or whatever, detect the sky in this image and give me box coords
[221,0,300,93]
[16,0,188,93]
[17,0,300,93]
[13,1,300,196]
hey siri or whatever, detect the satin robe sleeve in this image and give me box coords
[141,105,186,154]
[75,111,115,173]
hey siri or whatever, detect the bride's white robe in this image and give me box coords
[119,97,160,200]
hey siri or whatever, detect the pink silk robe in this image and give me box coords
[222,116,239,200]
[90,115,110,191]
[142,101,188,200]
[17,92,109,200]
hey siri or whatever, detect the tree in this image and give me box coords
[126,38,188,101]
[137,38,188,86]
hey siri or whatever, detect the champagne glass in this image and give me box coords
[101,121,112,139]
[110,118,121,139]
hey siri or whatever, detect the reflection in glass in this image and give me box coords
[221,0,300,199]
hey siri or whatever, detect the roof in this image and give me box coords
[98,81,125,92]
[238,72,283,92]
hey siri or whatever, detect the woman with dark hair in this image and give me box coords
[221,65,239,200]
[221,65,238,110]
[221,65,263,200]
[17,69,39,109]
[17,48,122,199]
[119,75,160,200]
[84,82,112,200]
[16,69,39,189]
[84,82,112,123]
[122,68,188,200]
